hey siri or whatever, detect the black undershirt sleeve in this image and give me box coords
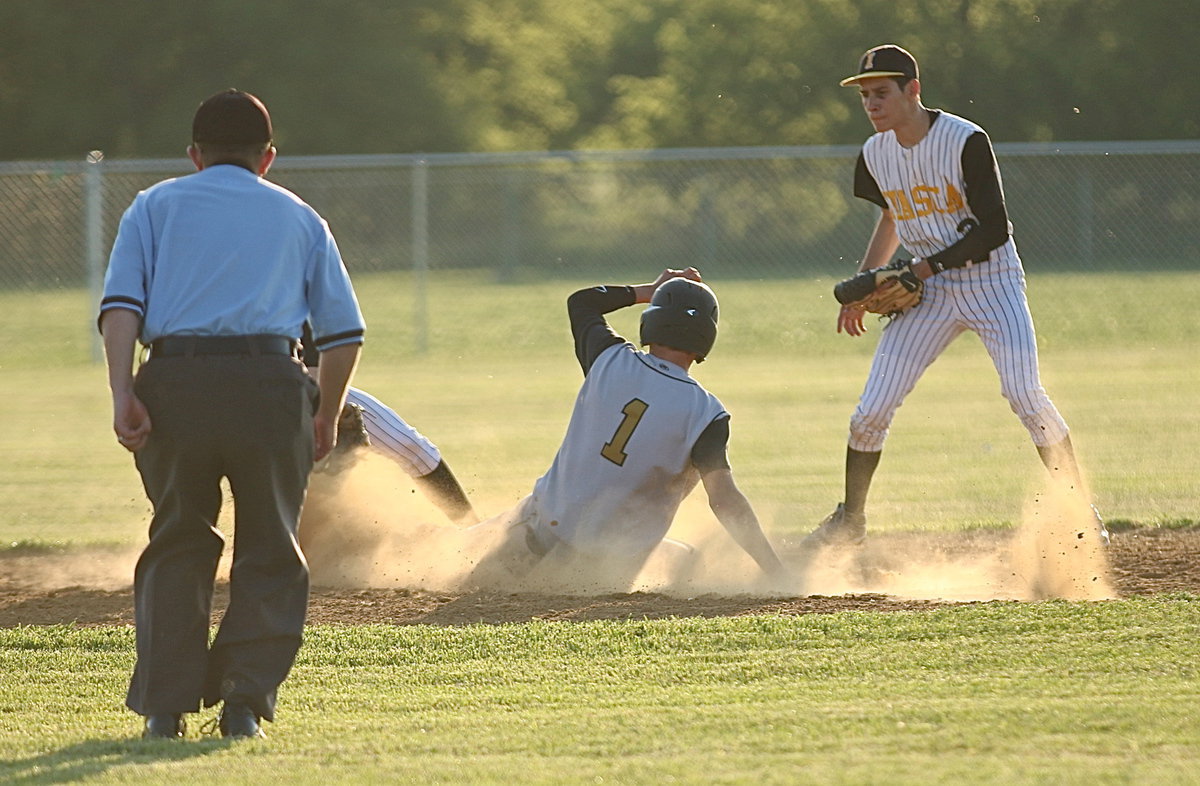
[691,415,732,473]
[925,130,1012,269]
[853,152,887,209]
[567,285,636,375]
[852,115,1013,271]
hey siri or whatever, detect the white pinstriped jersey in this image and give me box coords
[847,111,1070,452]
[525,342,727,557]
[344,387,442,477]
[861,111,1020,270]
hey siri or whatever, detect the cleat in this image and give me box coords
[802,503,867,549]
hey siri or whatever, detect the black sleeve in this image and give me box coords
[567,285,637,375]
[852,151,887,209]
[925,131,1012,270]
[691,415,731,473]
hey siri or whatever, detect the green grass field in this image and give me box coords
[2,271,1196,546]
[2,271,1198,783]
[1,599,1198,784]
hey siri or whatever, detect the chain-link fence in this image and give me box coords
[1,140,1197,359]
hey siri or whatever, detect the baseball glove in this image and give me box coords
[314,402,371,476]
[834,258,925,316]
[336,402,371,449]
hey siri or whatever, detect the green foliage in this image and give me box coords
[1,599,1199,782]
[579,0,863,149]
[0,0,1195,160]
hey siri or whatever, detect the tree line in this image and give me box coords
[2,0,1196,161]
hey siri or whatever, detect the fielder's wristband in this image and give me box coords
[911,258,939,278]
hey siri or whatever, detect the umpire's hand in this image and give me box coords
[113,390,152,452]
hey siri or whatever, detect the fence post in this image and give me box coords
[85,150,105,362]
[411,158,429,354]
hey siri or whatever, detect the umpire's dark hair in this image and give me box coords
[639,278,719,362]
[192,88,273,147]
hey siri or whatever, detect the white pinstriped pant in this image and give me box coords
[848,260,1070,452]
[345,387,442,477]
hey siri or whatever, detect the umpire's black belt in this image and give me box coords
[148,334,298,359]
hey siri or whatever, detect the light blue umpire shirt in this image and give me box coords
[100,164,364,351]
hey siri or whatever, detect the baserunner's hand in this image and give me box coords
[636,268,703,303]
[651,267,702,289]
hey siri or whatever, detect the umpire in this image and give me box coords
[99,89,365,739]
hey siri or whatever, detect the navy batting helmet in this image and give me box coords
[639,278,719,362]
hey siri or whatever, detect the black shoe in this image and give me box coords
[802,503,867,549]
[143,713,185,739]
[218,702,265,739]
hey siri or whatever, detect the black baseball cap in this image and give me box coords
[839,45,919,86]
[192,89,273,146]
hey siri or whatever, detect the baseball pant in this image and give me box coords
[848,262,1070,452]
[127,352,317,722]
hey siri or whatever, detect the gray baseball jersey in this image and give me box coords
[525,341,728,557]
[850,110,1069,450]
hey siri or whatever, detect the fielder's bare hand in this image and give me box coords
[837,303,868,337]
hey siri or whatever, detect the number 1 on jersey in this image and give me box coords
[601,398,649,466]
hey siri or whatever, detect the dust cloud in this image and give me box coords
[2,449,1111,602]
[0,545,141,592]
[1007,486,1113,600]
[299,451,492,591]
[298,449,1114,602]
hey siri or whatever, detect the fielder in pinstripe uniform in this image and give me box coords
[301,323,477,526]
[807,45,1107,548]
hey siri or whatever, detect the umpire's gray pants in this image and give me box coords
[126,353,317,722]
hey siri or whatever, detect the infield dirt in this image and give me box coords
[0,525,1194,627]
[2,451,1193,627]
